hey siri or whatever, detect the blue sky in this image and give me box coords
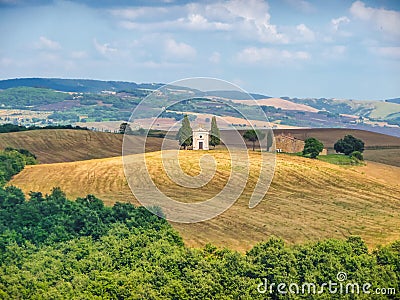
[0,0,399,100]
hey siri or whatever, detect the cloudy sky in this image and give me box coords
[0,0,399,99]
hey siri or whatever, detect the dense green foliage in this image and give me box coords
[0,78,162,93]
[209,116,220,148]
[0,87,70,108]
[177,115,193,149]
[350,150,364,161]
[0,124,28,133]
[0,148,36,185]
[334,135,365,155]
[302,137,324,159]
[0,187,398,299]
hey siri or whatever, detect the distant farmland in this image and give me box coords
[0,128,399,166]
[272,128,400,149]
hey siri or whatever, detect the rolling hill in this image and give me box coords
[0,129,176,164]
[0,78,163,93]
[9,150,400,252]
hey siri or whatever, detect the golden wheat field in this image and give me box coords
[9,149,400,252]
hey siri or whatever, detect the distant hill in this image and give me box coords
[0,78,163,93]
[0,78,270,99]
[386,98,400,104]
[0,78,399,129]
[203,90,270,100]
[0,129,176,164]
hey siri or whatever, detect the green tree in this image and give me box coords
[302,137,324,158]
[334,135,365,155]
[209,116,220,149]
[350,150,364,161]
[176,115,193,149]
[119,122,128,134]
[266,130,273,152]
[243,129,265,151]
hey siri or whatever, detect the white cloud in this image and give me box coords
[236,47,310,64]
[370,47,400,59]
[35,36,61,50]
[223,0,288,43]
[164,38,196,60]
[209,51,221,63]
[296,23,315,42]
[331,16,350,31]
[186,13,231,30]
[350,1,400,38]
[113,0,288,44]
[93,39,117,56]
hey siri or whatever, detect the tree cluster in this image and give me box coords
[0,148,37,185]
[334,135,365,158]
[209,116,221,148]
[0,187,398,299]
[0,124,88,133]
[243,129,266,151]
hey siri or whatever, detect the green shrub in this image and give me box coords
[350,150,364,161]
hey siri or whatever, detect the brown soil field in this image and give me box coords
[363,149,400,167]
[0,129,173,164]
[272,128,400,148]
[9,150,400,252]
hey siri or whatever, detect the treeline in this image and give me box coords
[0,186,398,298]
[0,123,88,133]
[0,148,36,185]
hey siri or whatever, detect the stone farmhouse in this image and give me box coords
[275,133,305,153]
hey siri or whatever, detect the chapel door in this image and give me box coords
[199,141,203,150]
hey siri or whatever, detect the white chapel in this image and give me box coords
[192,126,209,150]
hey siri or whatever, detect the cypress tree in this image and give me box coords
[177,115,192,149]
[209,116,220,149]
